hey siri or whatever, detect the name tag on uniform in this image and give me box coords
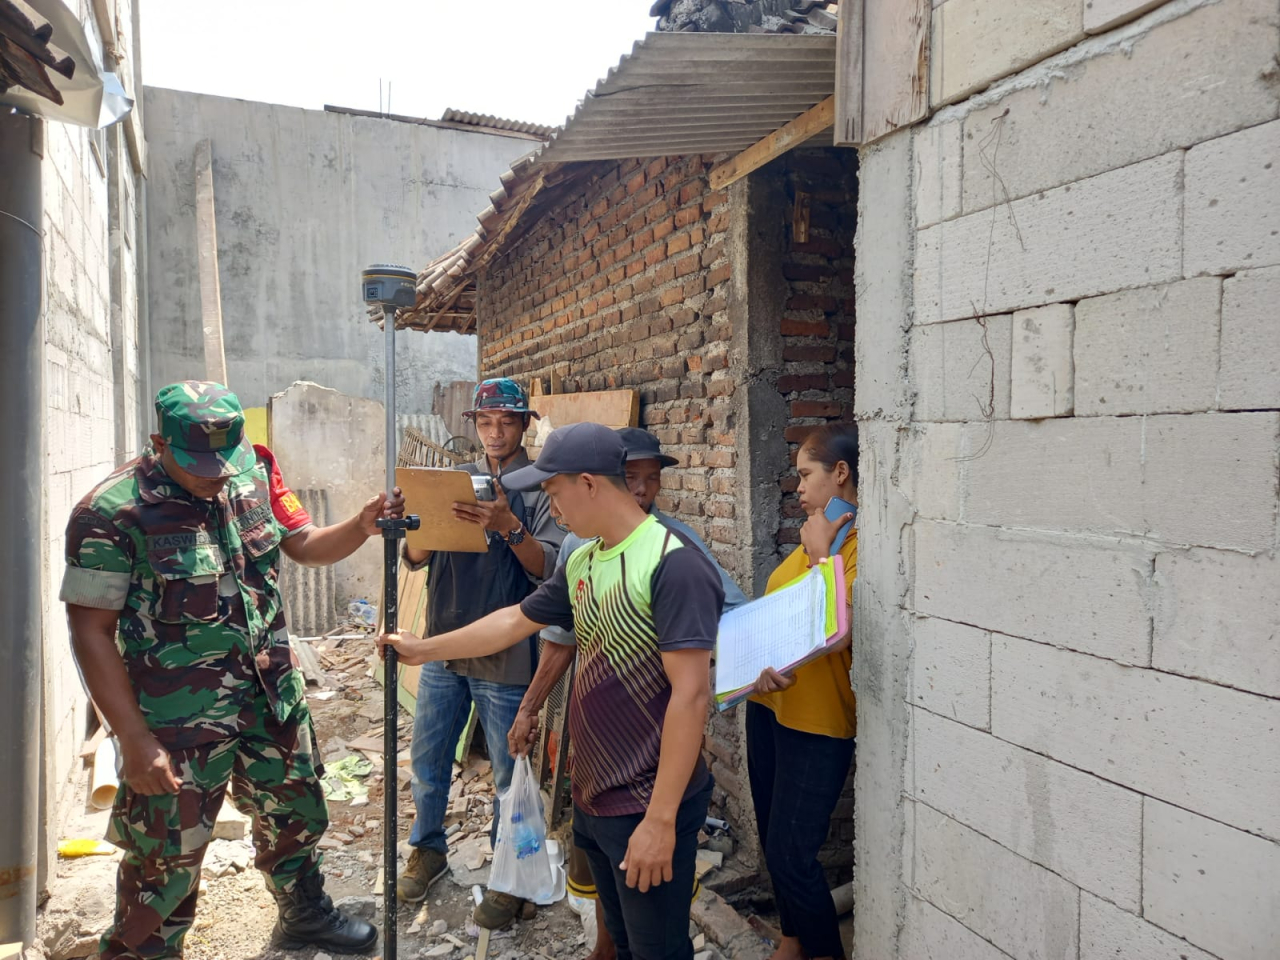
[147,531,217,550]
[236,502,273,531]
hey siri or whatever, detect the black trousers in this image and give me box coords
[746,701,855,959]
[572,779,712,960]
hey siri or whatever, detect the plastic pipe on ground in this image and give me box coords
[90,737,120,810]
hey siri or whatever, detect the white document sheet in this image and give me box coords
[714,567,827,697]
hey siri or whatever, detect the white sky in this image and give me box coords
[139,1,658,128]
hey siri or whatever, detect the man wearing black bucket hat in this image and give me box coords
[381,423,723,960]
[396,378,564,929]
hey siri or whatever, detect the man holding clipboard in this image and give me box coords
[381,423,724,960]
[395,379,564,930]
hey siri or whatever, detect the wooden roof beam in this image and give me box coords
[708,94,835,191]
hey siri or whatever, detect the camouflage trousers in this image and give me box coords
[99,697,328,960]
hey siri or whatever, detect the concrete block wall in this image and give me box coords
[269,382,386,621]
[39,0,148,880]
[142,89,514,412]
[857,1,1280,958]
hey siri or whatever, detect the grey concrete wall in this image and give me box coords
[268,382,387,623]
[855,1,1280,958]
[40,0,149,889]
[142,89,528,412]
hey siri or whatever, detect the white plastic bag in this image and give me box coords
[488,756,556,902]
[347,599,377,628]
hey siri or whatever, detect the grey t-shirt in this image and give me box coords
[408,450,563,686]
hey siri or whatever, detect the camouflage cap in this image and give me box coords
[154,381,256,479]
[462,378,540,420]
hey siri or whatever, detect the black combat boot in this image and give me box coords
[272,871,377,953]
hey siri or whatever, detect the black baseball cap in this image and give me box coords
[615,427,678,467]
[503,422,627,490]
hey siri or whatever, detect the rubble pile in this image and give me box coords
[30,635,774,960]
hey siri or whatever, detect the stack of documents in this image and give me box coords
[713,556,848,711]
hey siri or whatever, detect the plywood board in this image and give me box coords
[396,467,489,553]
[527,389,640,454]
[861,0,929,144]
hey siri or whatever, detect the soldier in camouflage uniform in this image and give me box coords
[61,381,403,959]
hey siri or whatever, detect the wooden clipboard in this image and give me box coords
[395,467,489,554]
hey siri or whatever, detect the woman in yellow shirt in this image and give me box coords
[748,423,858,960]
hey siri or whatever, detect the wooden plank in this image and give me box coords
[193,139,228,385]
[526,389,640,454]
[709,96,836,191]
[79,723,108,760]
[347,734,385,755]
[399,565,426,629]
[399,661,421,707]
[861,0,930,145]
[87,0,147,175]
[90,0,114,53]
[834,0,865,146]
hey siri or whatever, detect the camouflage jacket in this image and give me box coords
[60,448,305,748]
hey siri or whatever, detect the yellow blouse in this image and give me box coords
[748,534,857,739]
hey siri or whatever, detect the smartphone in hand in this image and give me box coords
[825,496,857,556]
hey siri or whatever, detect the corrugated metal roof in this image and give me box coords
[538,32,837,163]
[386,31,839,335]
[440,107,556,140]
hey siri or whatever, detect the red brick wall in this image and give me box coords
[774,148,858,564]
[475,148,858,887]
[480,154,746,582]
[772,148,859,885]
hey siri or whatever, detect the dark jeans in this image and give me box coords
[572,779,712,960]
[746,701,855,960]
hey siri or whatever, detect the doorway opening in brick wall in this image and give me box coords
[468,141,858,938]
[704,144,859,942]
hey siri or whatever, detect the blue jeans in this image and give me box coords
[408,662,526,853]
[746,701,855,960]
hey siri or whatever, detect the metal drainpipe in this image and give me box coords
[0,107,46,947]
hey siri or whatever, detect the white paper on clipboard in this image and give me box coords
[713,567,828,697]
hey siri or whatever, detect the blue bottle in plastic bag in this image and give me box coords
[509,811,542,860]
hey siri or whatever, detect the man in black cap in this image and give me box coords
[380,423,723,960]
[506,426,747,960]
